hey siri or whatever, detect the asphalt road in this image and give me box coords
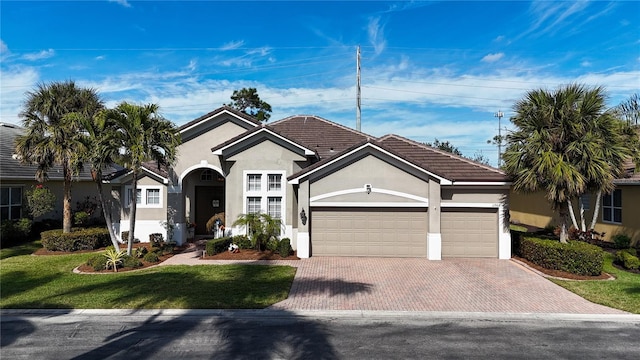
[2,310,639,360]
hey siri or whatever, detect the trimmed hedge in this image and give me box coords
[520,237,604,276]
[205,236,232,256]
[233,235,252,249]
[0,218,33,247]
[278,238,293,258]
[41,227,111,252]
[615,249,639,270]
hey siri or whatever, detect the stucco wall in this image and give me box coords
[441,187,508,204]
[309,155,429,200]
[510,186,640,245]
[119,175,167,221]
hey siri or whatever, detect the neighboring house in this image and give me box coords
[509,159,640,245]
[0,123,105,223]
[111,106,510,259]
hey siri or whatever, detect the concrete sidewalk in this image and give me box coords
[161,248,626,314]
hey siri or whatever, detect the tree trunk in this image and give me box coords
[579,199,586,232]
[567,199,578,231]
[93,169,120,249]
[589,190,602,230]
[128,171,138,256]
[558,202,570,244]
[62,161,73,233]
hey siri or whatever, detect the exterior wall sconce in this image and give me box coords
[365,184,372,194]
[300,208,307,225]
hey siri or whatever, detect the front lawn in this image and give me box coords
[0,240,42,260]
[0,251,296,309]
[551,252,640,314]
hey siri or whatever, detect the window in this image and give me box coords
[579,194,590,211]
[247,197,261,214]
[201,170,213,181]
[602,189,622,224]
[243,171,285,227]
[125,186,162,208]
[247,174,261,191]
[268,197,282,219]
[146,189,160,205]
[0,186,22,221]
[268,174,282,191]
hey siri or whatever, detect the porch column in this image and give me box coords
[296,179,310,258]
[168,185,185,245]
[427,178,442,260]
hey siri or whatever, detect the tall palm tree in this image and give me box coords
[232,213,282,251]
[71,111,122,249]
[504,84,636,243]
[15,81,103,233]
[102,102,180,255]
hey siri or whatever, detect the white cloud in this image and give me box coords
[481,53,504,63]
[187,59,197,71]
[109,0,131,8]
[581,60,592,67]
[220,40,244,51]
[367,17,387,55]
[494,35,505,42]
[0,39,8,54]
[22,49,55,61]
[95,55,105,60]
[0,66,40,124]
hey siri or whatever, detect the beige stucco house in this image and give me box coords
[103,107,511,259]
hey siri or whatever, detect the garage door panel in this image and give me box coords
[442,209,498,258]
[312,209,428,257]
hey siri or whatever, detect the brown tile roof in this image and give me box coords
[178,106,260,131]
[377,135,508,182]
[615,159,640,184]
[269,115,370,160]
[289,134,508,183]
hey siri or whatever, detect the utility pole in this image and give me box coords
[356,45,361,132]
[495,110,504,167]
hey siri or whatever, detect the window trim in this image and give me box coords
[124,185,163,209]
[243,170,286,220]
[0,185,23,221]
[602,189,622,224]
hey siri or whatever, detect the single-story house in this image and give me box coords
[106,106,511,259]
[510,157,640,245]
[2,107,512,259]
[0,122,106,223]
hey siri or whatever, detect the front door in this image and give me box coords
[195,186,224,235]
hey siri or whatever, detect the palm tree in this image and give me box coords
[102,102,180,255]
[72,111,122,249]
[504,84,637,243]
[233,212,282,251]
[15,81,103,233]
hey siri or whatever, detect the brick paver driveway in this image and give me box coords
[268,257,624,314]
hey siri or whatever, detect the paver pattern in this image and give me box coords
[163,251,625,314]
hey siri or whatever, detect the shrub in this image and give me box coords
[205,236,232,256]
[122,255,143,269]
[41,227,110,252]
[233,235,252,249]
[143,252,160,263]
[520,237,604,276]
[74,211,90,226]
[121,231,129,241]
[149,233,164,247]
[26,185,56,218]
[0,218,33,247]
[86,254,108,271]
[134,246,148,258]
[612,234,631,249]
[615,250,640,270]
[278,238,292,258]
[266,238,279,252]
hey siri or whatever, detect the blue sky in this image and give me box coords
[1,0,639,166]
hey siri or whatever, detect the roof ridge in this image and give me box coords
[382,134,506,175]
[270,115,371,137]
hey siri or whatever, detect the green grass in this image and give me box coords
[0,240,42,260]
[0,250,296,309]
[551,253,640,314]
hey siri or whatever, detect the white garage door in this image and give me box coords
[441,208,498,258]
[311,208,428,257]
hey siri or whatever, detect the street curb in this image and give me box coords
[2,309,639,323]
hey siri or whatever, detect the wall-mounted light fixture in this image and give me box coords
[300,208,307,225]
[365,184,372,194]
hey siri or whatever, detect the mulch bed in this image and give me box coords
[202,249,299,261]
[513,256,613,280]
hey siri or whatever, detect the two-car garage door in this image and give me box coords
[311,207,498,258]
[311,208,428,257]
